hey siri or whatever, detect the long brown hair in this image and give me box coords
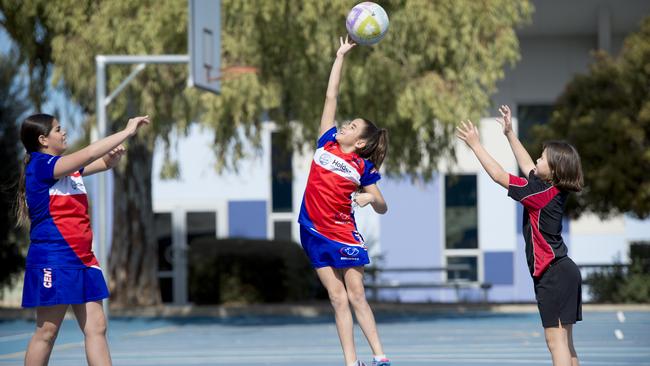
[15,114,56,227]
[357,118,388,169]
[543,140,584,192]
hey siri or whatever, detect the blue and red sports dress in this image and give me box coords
[22,152,109,308]
[298,126,381,268]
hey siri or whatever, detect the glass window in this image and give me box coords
[155,212,173,271]
[271,132,293,213]
[447,256,478,282]
[445,174,478,249]
[186,211,216,246]
[274,220,292,241]
[159,277,173,303]
[517,104,553,144]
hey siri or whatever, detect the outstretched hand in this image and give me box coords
[496,105,513,135]
[456,120,481,149]
[336,35,356,57]
[102,145,126,168]
[125,115,151,136]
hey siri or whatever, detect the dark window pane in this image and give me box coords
[187,211,216,246]
[517,104,553,144]
[445,175,478,249]
[274,221,292,241]
[447,256,478,282]
[159,277,173,303]
[271,132,293,212]
[155,213,173,271]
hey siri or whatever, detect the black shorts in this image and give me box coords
[533,256,582,328]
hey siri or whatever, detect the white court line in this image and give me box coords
[123,326,179,337]
[0,341,84,360]
[0,326,178,360]
[0,333,32,342]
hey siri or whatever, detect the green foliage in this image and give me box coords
[0,0,53,109]
[188,237,324,304]
[216,0,532,177]
[585,242,650,303]
[530,16,650,219]
[4,0,531,176]
[0,51,29,289]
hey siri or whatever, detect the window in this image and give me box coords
[517,104,554,144]
[445,175,478,249]
[274,221,292,241]
[154,212,173,303]
[155,213,173,271]
[186,211,216,246]
[447,256,478,282]
[271,131,293,213]
[445,174,479,282]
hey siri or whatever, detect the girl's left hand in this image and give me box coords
[456,120,481,148]
[103,145,126,168]
[353,192,375,207]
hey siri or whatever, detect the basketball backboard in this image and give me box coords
[188,0,221,94]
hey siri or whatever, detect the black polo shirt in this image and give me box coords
[508,170,569,277]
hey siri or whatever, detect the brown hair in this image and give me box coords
[543,140,584,192]
[15,114,56,227]
[357,118,388,169]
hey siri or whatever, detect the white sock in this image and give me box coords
[373,355,387,361]
[347,361,360,366]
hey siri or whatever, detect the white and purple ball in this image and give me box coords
[346,2,389,46]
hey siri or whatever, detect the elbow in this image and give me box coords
[376,204,388,215]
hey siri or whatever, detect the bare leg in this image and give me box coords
[316,266,357,366]
[565,324,579,366]
[544,320,573,366]
[25,305,68,366]
[72,301,112,366]
[343,267,384,356]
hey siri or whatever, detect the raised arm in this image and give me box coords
[497,105,535,174]
[82,145,126,177]
[320,36,355,137]
[456,120,509,188]
[53,115,150,179]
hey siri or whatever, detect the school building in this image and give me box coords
[147,0,650,304]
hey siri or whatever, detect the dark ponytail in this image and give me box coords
[357,118,388,169]
[15,114,56,227]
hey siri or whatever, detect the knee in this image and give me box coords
[545,331,568,352]
[327,288,349,310]
[34,322,60,345]
[82,317,108,338]
[346,287,368,307]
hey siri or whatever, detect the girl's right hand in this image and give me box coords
[125,115,151,136]
[336,35,356,57]
[496,105,513,135]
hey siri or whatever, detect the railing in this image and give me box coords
[364,264,492,302]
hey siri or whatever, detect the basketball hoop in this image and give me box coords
[206,65,259,82]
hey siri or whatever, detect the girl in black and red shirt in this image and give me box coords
[456,105,584,366]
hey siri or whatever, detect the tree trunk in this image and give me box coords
[108,134,160,306]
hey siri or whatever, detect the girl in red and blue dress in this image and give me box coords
[456,105,584,366]
[16,113,150,366]
[299,36,391,366]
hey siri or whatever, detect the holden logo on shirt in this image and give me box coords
[319,152,333,165]
[340,247,360,257]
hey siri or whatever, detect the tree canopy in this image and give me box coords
[530,16,650,219]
